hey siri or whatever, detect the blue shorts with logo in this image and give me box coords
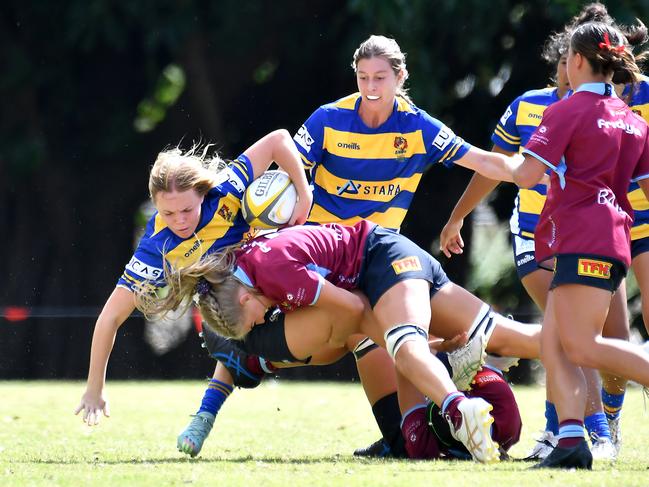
[511,235,539,280]
[359,226,451,307]
[550,254,626,293]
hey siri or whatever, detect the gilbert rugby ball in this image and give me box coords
[241,170,297,229]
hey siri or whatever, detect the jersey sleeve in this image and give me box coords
[521,102,574,189]
[254,260,324,311]
[117,231,166,292]
[214,154,254,198]
[422,113,471,168]
[632,132,649,182]
[491,98,522,152]
[293,108,326,172]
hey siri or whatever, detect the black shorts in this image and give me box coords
[550,254,626,293]
[632,236,649,259]
[359,226,450,307]
[511,235,539,280]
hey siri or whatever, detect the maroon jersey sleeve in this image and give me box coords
[253,260,324,311]
[522,102,576,188]
[632,132,649,182]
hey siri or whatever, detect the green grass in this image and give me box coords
[1,381,648,486]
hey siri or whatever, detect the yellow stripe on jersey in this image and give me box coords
[333,92,415,114]
[515,101,546,127]
[300,153,315,169]
[395,95,416,113]
[632,223,649,240]
[521,230,535,238]
[314,164,422,202]
[439,141,463,164]
[631,102,649,121]
[334,93,361,110]
[629,187,649,211]
[308,203,408,229]
[165,194,242,267]
[518,188,546,216]
[322,127,426,160]
[494,125,521,146]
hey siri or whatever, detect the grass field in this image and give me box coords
[1,380,649,486]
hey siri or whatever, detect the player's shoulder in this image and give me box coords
[514,86,558,106]
[325,93,362,112]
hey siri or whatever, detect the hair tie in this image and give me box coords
[598,32,626,53]
[196,278,211,296]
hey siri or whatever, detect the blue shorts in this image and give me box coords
[550,254,626,293]
[632,237,649,259]
[511,235,539,280]
[359,226,450,307]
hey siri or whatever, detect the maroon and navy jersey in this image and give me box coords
[522,83,649,267]
[234,220,375,311]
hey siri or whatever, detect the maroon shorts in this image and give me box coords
[401,368,522,459]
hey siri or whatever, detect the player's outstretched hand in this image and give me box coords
[429,332,468,354]
[288,186,313,226]
[440,218,465,258]
[74,391,110,426]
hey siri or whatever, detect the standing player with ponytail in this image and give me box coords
[513,21,649,469]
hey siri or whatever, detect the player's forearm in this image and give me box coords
[85,316,120,392]
[457,147,521,183]
[271,130,311,200]
[85,287,135,392]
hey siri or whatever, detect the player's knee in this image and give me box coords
[384,323,428,364]
[561,334,597,367]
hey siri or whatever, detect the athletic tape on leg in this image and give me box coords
[467,303,496,340]
[384,325,428,359]
[352,337,378,361]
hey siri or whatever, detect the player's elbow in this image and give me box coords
[513,165,540,189]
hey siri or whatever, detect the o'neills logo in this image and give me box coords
[337,141,361,150]
[577,258,612,279]
[391,256,422,275]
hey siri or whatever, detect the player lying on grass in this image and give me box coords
[74,129,313,425]
[399,357,522,461]
[136,220,542,463]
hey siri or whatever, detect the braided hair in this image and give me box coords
[134,247,249,339]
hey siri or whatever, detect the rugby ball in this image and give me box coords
[241,170,297,229]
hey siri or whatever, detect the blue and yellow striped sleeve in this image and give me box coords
[491,98,521,152]
[422,113,471,168]
[294,107,326,171]
[218,154,254,198]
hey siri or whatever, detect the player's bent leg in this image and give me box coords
[632,251,649,335]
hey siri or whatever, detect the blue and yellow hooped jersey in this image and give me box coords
[117,155,254,292]
[625,77,649,241]
[491,87,560,238]
[293,93,471,230]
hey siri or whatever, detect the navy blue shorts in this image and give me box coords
[550,254,626,293]
[358,226,450,308]
[632,237,649,259]
[511,235,539,280]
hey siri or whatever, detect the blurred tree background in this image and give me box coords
[1,0,648,379]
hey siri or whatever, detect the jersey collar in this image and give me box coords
[575,82,617,97]
[233,266,253,287]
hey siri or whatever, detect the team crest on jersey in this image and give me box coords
[394,136,408,161]
[337,180,362,195]
[391,256,422,275]
[218,204,234,222]
[577,258,612,279]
